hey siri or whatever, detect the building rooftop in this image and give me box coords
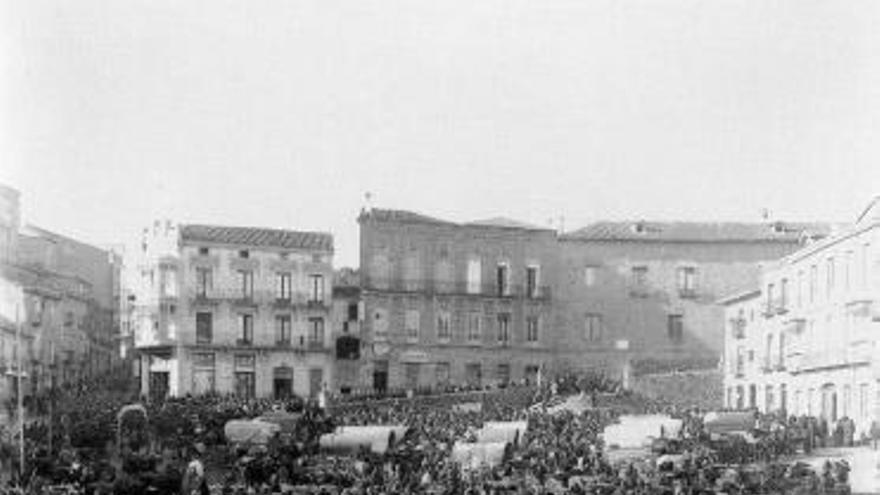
[562,221,830,243]
[179,224,333,252]
[360,208,553,232]
[717,288,762,306]
[466,217,547,230]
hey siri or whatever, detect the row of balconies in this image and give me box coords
[183,288,329,308]
[761,290,878,319]
[370,331,541,348]
[361,275,551,300]
[191,336,331,353]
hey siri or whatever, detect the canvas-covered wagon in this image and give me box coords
[318,425,408,455]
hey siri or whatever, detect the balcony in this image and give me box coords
[236,339,252,347]
[628,286,651,299]
[306,339,329,352]
[678,288,698,299]
[361,275,551,300]
[187,288,328,309]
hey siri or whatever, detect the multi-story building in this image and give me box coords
[557,221,829,378]
[1,185,123,421]
[723,198,880,435]
[134,223,335,399]
[357,209,558,391]
[331,268,363,394]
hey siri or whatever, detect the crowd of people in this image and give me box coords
[0,370,857,494]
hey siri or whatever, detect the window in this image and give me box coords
[347,303,359,321]
[435,362,450,387]
[196,312,213,344]
[765,283,774,313]
[676,267,697,296]
[405,363,420,389]
[584,266,598,287]
[826,257,835,297]
[765,385,774,412]
[238,270,253,299]
[405,310,420,341]
[308,317,325,347]
[526,316,539,342]
[373,308,388,338]
[309,274,325,303]
[465,363,482,387]
[526,266,540,298]
[239,314,253,345]
[585,314,602,341]
[162,268,178,297]
[276,273,292,300]
[496,263,510,296]
[764,334,773,369]
[436,312,451,341]
[467,313,482,343]
[275,315,291,346]
[777,332,785,368]
[198,247,209,256]
[779,278,788,310]
[192,352,215,395]
[809,265,817,303]
[234,354,255,398]
[845,251,853,290]
[238,249,249,259]
[631,266,648,296]
[467,259,482,294]
[497,364,510,386]
[667,314,683,343]
[496,313,510,344]
[195,268,212,297]
[796,271,804,307]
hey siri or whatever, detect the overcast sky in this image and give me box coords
[1,0,879,267]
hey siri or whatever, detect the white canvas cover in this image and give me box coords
[703,411,755,434]
[318,425,408,455]
[602,415,683,449]
[224,419,281,445]
[476,421,527,446]
[451,442,508,471]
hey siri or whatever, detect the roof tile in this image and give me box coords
[180,224,333,252]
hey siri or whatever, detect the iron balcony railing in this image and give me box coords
[187,288,329,308]
[360,275,551,300]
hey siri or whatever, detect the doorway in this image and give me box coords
[149,372,169,401]
[273,366,293,399]
[373,360,388,392]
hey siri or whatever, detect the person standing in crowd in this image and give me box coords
[180,443,208,495]
[870,419,880,450]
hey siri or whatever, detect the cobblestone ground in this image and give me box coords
[787,446,880,494]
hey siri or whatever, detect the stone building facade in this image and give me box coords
[723,198,880,436]
[557,221,829,379]
[135,223,335,399]
[357,209,558,391]
[1,185,122,421]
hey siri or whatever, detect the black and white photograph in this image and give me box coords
[0,1,879,493]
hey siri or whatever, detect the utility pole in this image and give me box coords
[16,303,24,484]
